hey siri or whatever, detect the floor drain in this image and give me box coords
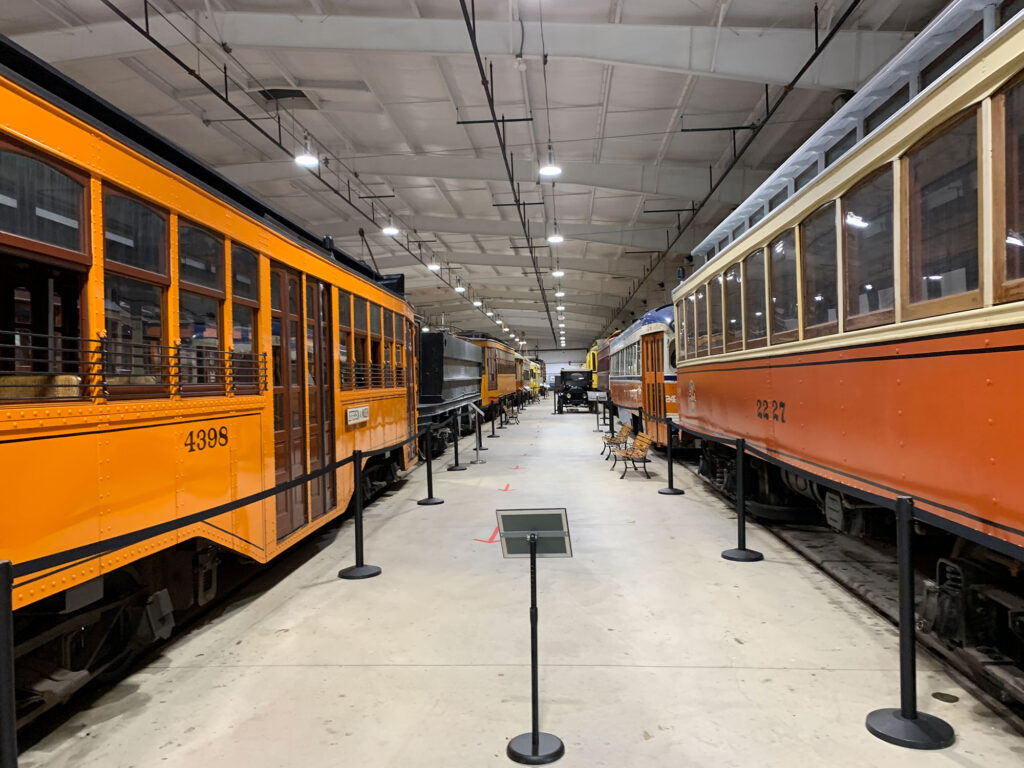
[931,691,959,703]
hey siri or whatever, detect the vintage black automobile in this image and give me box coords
[556,368,595,413]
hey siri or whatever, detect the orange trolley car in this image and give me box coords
[673,0,1024,700]
[0,38,417,724]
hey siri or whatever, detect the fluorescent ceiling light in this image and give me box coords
[486,311,494,316]
[547,233,564,245]
[472,300,482,307]
[551,269,565,277]
[382,217,399,236]
[555,290,565,298]
[555,305,565,311]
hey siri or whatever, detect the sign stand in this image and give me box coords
[497,509,572,765]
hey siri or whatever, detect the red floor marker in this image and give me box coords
[473,526,500,544]
[513,465,520,470]
[499,483,511,491]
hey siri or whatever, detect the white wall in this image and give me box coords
[538,348,589,385]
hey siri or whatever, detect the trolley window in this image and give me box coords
[694,286,707,356]
[905,110,980,315]
[684,295,696,359]
[231,243,259,391]
[103,191,165,275]
[1000,77,1024,298]
[708,276,723,355]
[800,202,838,338]
[844,166,895,328]
[724,264,742,351]
[769,230,799,343]
[178,222,225,391]
[0,144,86,257]
[352,296,368,389]
[338,290,353,390]
[743,249,767,349]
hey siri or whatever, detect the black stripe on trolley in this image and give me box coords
[674,419,1024,546]
[0,412,254,445]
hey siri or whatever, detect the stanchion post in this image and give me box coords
[475,410,488,451]
[471,411,486,464]
[659,421,684,496]
[865,497,955,749]
[592,405,602,432]
[338,449,382,579]
[417,425,444,505]
[607,402,615,436]
[1,560,17,768]
[721,438,763,562]
[488,410,500,439]
[448,411,468,471]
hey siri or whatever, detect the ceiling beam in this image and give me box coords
[216,157,766,206]
[13,12,912,90]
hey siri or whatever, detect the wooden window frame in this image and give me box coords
[102,184,169,279]
[742,248,768,350]
[900,109,984,322]
[0,135,91,266]
[993,74,1024,303]
[724,263,743,352]
[177,220,225,394]
[842,165,897,332]
[707,276,725,355]
[800,201,840,340]
[768,231,800,345]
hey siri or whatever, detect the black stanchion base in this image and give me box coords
[471,458,486,464]
[417,497,444,506]
[721,547,764,562]
[865,709,955,750]
[658,487,685,496]
[487,434,501,439]
[447,464,468,471]
[479,445,489,450]
[507,732,565,765]
[338,564,382,580]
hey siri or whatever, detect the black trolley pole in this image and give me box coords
[418,424,444,506]
[658,421,684,496]
[866,497,955,749]
[338,450,382,579]
[1,561,17,768]
[721,438,763,562]
[507,535,564,765]
[447,411,468,471]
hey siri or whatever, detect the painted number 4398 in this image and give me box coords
[185,426,229,452]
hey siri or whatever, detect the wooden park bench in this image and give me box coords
[502,404,520,425]
[610,432,652,479]
[600,424,632,458]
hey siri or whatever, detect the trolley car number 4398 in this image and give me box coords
[755,399,786,423]
[185,426,229,452]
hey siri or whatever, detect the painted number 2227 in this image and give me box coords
[185,426,228,452]
[755,399,786,423]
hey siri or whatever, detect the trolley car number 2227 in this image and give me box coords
[184,426,229,452]
[755,399,786,423]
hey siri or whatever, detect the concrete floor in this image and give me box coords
[22,401,1024,767]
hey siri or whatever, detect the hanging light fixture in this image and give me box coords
[382,217,399,237]
[555,305,565,311]
[454,278,465,293]
[427,254,440,271]
[294,132,318,168]
[547,222,564,245]
[551,267,565,277]
[555,289,565,298]
[538,144,561,178]
[472,299,483,307]
[485,310,494,317]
